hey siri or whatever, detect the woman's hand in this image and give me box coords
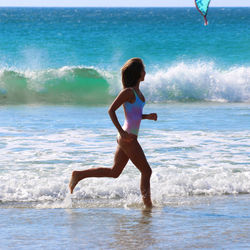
[119,130,134,142]
[146,113,158,121]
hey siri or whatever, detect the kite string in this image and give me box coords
[204,15,208,25]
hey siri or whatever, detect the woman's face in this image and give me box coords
[140,67,146,82]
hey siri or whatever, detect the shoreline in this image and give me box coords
[1,195,249,249]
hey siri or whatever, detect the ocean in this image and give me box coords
[0,7,249,249]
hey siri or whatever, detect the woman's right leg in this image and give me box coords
[118,137,153,208]
[69,145,129,193]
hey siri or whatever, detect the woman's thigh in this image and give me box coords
[111,145,129,176]
[117,137,150,173]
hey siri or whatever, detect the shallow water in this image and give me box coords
[1,196,250,249]
[0,104,249,209]
[0,103,249,249]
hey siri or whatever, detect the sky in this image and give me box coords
[0,0,249,7]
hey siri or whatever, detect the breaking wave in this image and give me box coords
[0,66,112,105]
[143,62,250,103]
[0,62,249,105]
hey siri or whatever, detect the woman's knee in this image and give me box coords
[111,172,120,178]
[142,166,152,178]
[110,168,121,178]
[147,167,152,177]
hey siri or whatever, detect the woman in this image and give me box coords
[69,58,157,208]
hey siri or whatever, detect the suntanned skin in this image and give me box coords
[69,67,157,208]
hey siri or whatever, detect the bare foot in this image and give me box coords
[144,202,153,210]
[69,171,79,194]
[143,197,153,209]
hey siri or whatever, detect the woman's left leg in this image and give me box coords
[69,145,129,193]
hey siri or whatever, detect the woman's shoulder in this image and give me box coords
[120,88,135,96]
[119,88,135,103]
[122,87,134,93]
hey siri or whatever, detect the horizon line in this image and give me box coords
[0,6,249,8]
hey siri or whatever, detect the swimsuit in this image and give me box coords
[122,89,145,136]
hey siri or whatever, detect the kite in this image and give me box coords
[195,0,211,25]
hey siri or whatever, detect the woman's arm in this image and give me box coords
[108,88,134,140]
[142,113,158,121]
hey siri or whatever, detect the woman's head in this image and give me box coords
[121,58,145,88]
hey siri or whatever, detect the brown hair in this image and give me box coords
[121,58,144,88]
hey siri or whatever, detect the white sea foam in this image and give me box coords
[1,126,249,208]
[140,62,250,103]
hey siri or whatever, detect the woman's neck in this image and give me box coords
[134,82,140,90]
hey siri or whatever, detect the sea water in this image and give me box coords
[0,7,249,249]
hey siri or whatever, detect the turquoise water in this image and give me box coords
[1,8,249,68]
[0,7,250,249]
[0,8,249,104]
